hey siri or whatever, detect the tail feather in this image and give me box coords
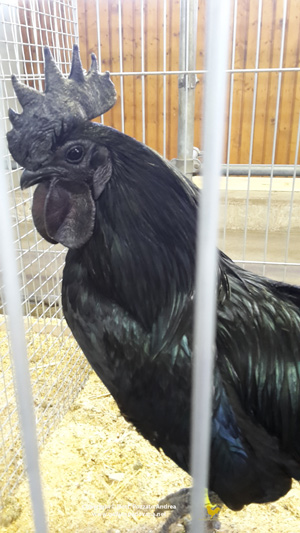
[210,369,300,510]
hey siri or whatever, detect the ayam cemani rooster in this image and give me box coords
[7,45,300,532]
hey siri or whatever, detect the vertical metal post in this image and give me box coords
[191,1,231,532]
[174,0,198,178]
[0,128,47,531]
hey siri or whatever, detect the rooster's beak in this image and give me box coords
[20,169,43,189]
[20,167,64,189]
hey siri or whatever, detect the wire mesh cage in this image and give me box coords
[0,0,90,517]
[79,0,300,283]
[0,0,300,531]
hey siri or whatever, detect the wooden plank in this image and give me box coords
[144,0,159,150]
[222,0,236,163]
[239,0,259,164]
[156,0,165,155]
[289,67,300,165]
[285,0,300,165]
[166,0,180,160]
[131,0,143,142]
[19,1,38,87]
[251,0,273,163]
[276,0,300,164]
[77,0,89,70]
[261,0,284,164]
[101,0,122,130]
[121,0,137,138]
[230,0,250,163]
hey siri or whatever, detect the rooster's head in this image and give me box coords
[7,44,117,248]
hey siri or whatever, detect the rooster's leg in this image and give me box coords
[155,488,222,532]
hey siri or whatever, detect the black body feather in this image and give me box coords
[59,122,300,510]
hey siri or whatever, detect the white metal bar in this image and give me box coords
[140,0,146,143]
[104,66,300,77]
[5,65,300,82]
[191,1,231,532]
[235,260,300,267]
[0,131,47,531]
[162,0,167,158]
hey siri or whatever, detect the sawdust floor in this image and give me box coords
[1,372,300,533]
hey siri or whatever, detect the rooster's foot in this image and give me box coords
[155,487,222,532]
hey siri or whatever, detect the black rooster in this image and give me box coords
[7,45,300,530]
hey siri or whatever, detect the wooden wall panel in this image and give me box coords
[75,0,300,165]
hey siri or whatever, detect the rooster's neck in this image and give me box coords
[74,140,198,330]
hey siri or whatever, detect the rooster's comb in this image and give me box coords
[7,44,117,169]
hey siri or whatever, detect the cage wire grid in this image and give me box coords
[0,0,91,517]
[0,0,300,529]
[93,0,300,282]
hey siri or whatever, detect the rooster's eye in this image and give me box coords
[66,145,84,163]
